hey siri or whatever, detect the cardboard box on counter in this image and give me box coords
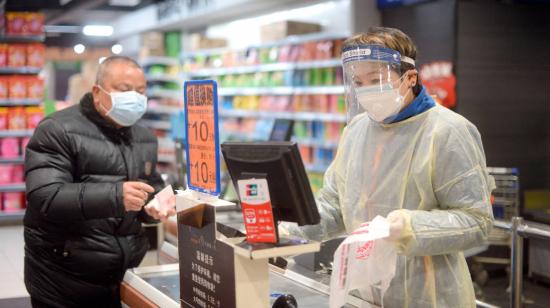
[261,21,322,43]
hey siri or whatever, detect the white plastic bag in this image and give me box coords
[330,216,397,308]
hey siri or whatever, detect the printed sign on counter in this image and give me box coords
[237,178,277,244]
[178,205,236,308]
[184,80,221,195]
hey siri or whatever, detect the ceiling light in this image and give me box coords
[111,44,123,54]
[109,0,140,6]
[82,25,113,37]
[74,44,85,54]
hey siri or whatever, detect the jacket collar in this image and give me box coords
[79,92,132,145]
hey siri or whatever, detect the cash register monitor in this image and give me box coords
[221,141,320,227]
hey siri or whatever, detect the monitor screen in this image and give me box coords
[269,119,294,141]
[221,141,320,227]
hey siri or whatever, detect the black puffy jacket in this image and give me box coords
[23,93,164,307]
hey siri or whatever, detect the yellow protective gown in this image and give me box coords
[288,105,495,308]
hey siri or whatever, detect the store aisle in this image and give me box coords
[0,225,28,299]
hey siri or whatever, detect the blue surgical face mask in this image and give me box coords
[98,86,147,127]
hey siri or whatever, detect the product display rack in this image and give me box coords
[0,29,45,223]
[182,33,347,193]
[139,56,183,178]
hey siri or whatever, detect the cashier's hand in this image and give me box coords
[144,195,176,222]
[123,182,155,212]
[386,210,407,241]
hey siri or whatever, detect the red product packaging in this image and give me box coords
[5,12,25,35]
[26,76,44,99]
[8,44,26,67]
[1,137,19,157]
[0,77,8,99]
[26,44,45,68]
[3,192,24,212]
[0,108,8,129]
[12,165,24,182]
[26,13,45,35]
[25,106,43,129]
[0,44,8,67]
[9,76,27,99]
[0,193,3,210]
[0,165,13,184]
[21,137,31,155]
[8,107,26,129]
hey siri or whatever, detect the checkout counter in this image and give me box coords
[120,208,367,308]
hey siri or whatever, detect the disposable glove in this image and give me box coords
[386,210,407,241]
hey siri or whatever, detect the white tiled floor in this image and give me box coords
[0,225,29,299]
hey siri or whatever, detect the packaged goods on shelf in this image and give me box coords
[26,43,45,68]
[140,31,165,57]
[0,44,6,66]
[260,21,322,43]
[0,137,19,157]
[2,192,25,212]
[7,44,25,67]
[8,76,25,98]
[26,76,44,99]
[5,12,44,35]
[183,38,344,71]
[0,107,6,128]
[189,33,227,50]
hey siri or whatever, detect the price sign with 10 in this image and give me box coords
[184,80,220,195]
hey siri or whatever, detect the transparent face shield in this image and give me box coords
[342,45,412,123]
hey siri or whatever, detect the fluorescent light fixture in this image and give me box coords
[83,25,114,37]
[74,44,85,54]
[109,0,140,6]
[111,44,123,54]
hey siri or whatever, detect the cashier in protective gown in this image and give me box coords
[283,27,495,307]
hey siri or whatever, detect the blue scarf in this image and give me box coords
[388,86,436,123]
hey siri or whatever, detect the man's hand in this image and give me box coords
[144,195,176,222]
[123,182,154,212]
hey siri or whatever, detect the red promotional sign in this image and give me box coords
[237,179,277,244]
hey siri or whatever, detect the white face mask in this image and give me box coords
[99,86,148,127]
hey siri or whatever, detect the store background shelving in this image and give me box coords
[139,56,183,179]
[0,11,46,223]
[182,33,347,193]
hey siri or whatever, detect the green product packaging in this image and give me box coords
[323,67,334,85]
[164,31,181,58]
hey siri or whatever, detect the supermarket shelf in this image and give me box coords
[0,157,25,164]
[218,86,344,96]
[187,59,342,77]
[147,88,182,100]
[0,129,34,137]
[0,34,45,43]
[293,138,339,149]
[147,105,183,115]
[0,98,42,106]
[0,67,41,74]
[305,164,330,173]
[0,209,26,225]
[0,183,25,193]
[140,119,171,130]
[219,109,347,123]
[146,74,182,83]
[182,32,349,58]
[140,57,180,67]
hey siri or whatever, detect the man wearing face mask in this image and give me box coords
[283,27,495,307]
[23,56,175,307]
